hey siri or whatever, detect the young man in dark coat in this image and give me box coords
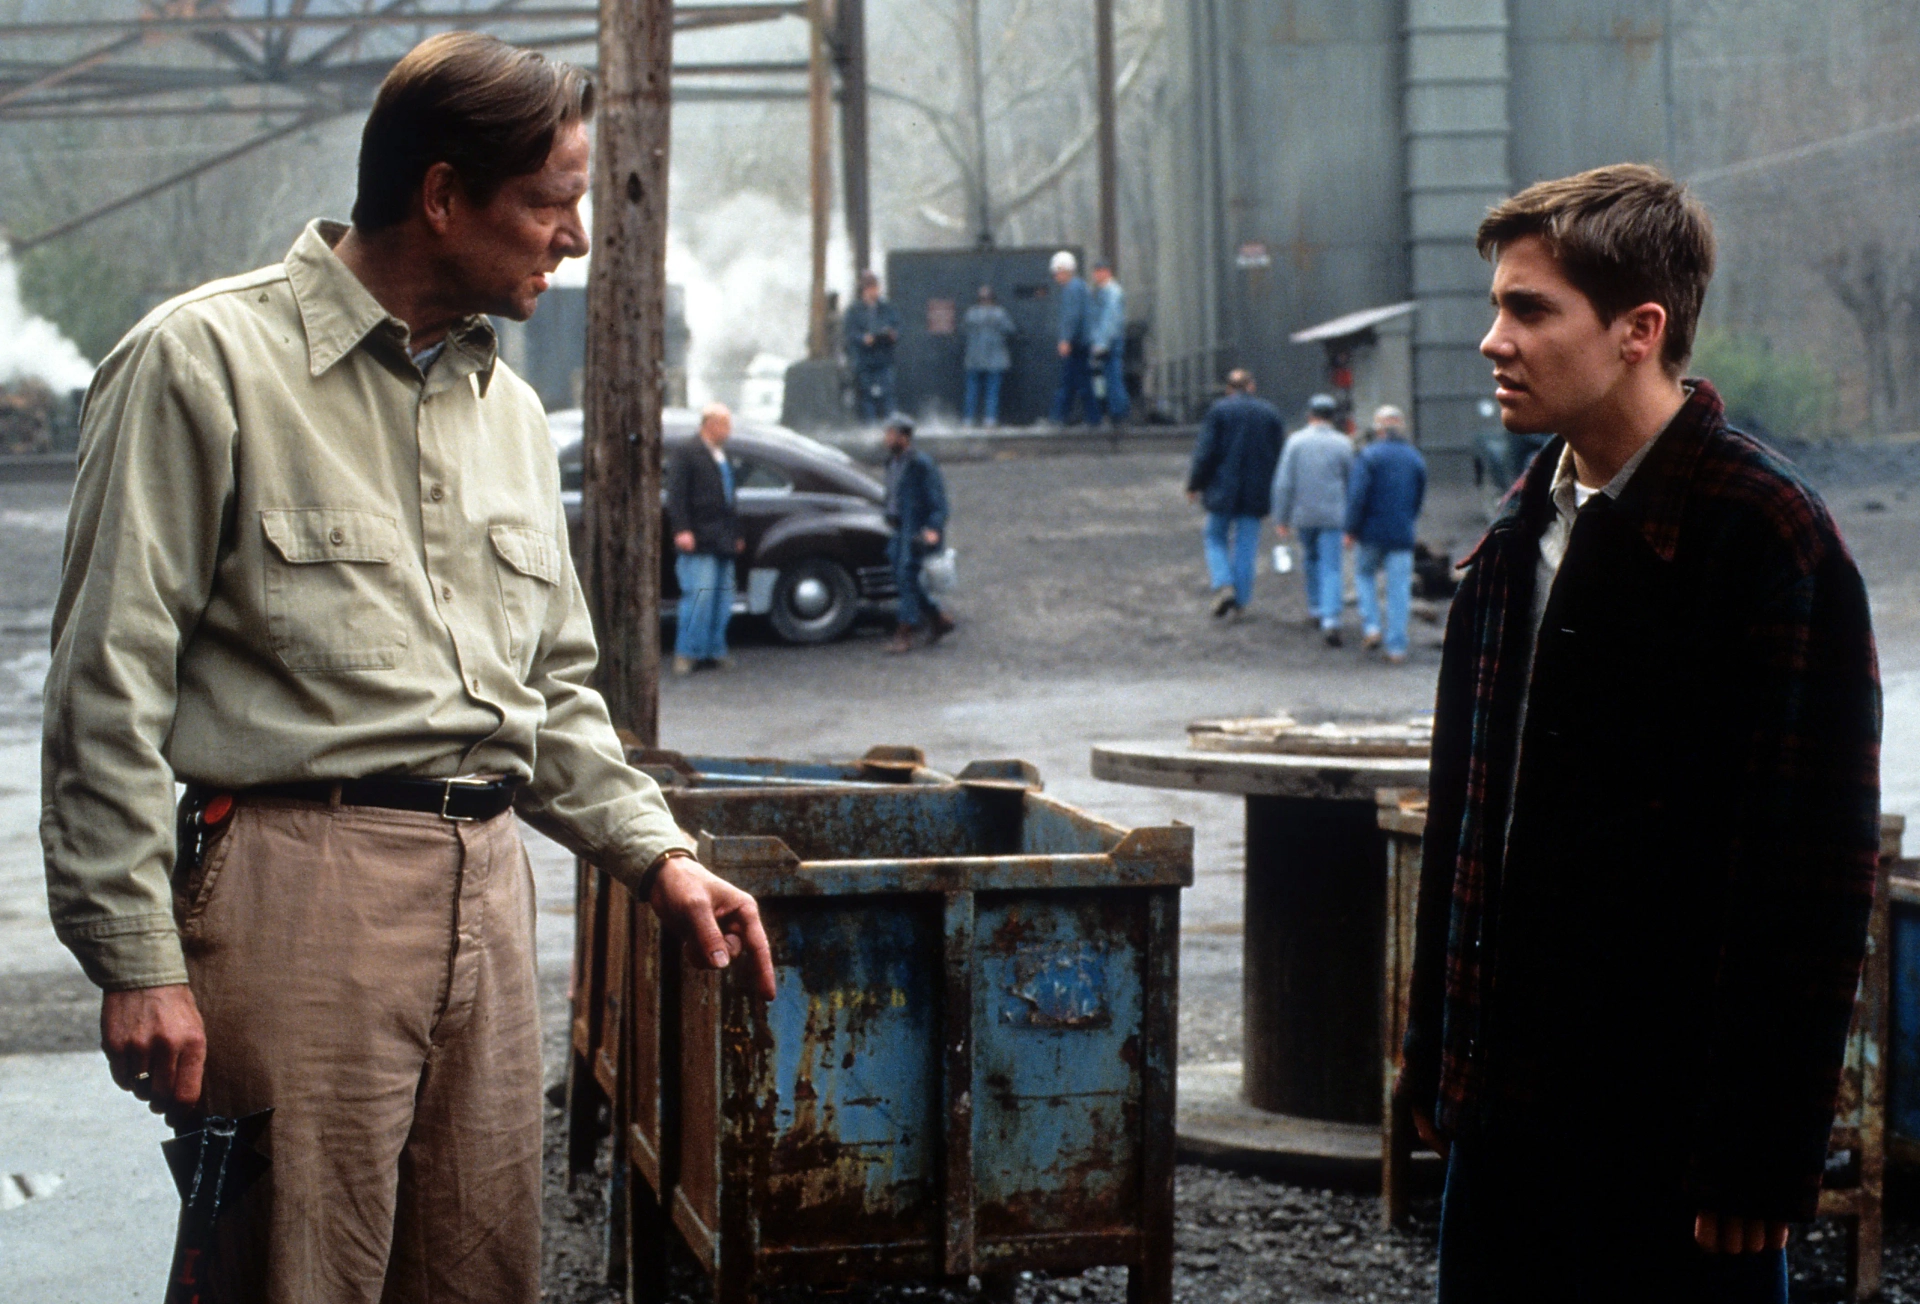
[880,415,953,653]
[1397,164,1881,1303]
[665,402,745,674]
[1185,368,1284,618]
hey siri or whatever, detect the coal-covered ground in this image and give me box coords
[3,433,1918,1302]
[528,439,1920,1304]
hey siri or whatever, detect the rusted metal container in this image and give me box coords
[564,747,954,1192]
[627,772,1190,1304]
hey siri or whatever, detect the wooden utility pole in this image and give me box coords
[968,0,991,247]
[806,0,832,358]
[833,0,872,279]
[584,0,673,746]
[1093,0,1118,271]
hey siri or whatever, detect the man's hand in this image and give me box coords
[1694,1212,1789,1255]
[863,333,875,346]
[921,528,941,547]
[1344,533,1356,549]
[649,855,778,1000]
[1275,524,1291,540]
[1186,490,1200,505]
[1057,340,1070,358]
[674,530,695,553]
[735,537,746,554]
[101,984,205,1119]
[1411,1106,1449,1159]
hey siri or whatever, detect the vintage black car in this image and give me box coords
[549,408,897,644]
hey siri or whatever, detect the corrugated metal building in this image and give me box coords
[1147,0,1669,461]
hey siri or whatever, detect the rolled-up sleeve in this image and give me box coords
[511,496,691,886]
[41,327,235,990]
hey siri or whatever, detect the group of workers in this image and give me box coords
[35,27,1889,1304]
[840,249,1130,429]
[1188,378,1429,660]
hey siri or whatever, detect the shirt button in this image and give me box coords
[470,677,481,693]
[429,484,444,502]
[329,527,345,545]
[441,584,453,600]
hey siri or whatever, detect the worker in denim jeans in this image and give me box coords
[1345,405,1427,662]
[1271,393,1355,645]
[881,415,954,653]
[667,403,746,674]
[1186,368,1284,619]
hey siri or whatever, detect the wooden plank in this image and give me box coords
[1132,888,1179,1304]
[805,0,831,359]
[1379,812,1423,1226]
[1092,741,1429,801]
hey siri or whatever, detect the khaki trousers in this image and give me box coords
[176,794,542,1303]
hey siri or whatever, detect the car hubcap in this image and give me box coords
[791,576,832,619]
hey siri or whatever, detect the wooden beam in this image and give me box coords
[832,0,870,277]
[805,0,830,359]
[1093,0,1118,270]
[0,4,802,38]
[582,0,673,745]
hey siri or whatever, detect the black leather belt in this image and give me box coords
[215,776,521,822]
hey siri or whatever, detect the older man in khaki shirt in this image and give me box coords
[40,34,771,1302]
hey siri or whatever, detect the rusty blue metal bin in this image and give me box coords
[565,747,954,1188]
[628,773,1190,1304]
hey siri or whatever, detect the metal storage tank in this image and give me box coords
[1148,0,1406,429]
[1146,0,1672,466]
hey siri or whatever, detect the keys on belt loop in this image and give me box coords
[440,776,491,822]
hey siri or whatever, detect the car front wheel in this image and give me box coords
[768,558,860,644]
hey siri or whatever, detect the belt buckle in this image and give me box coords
[441,777,490,822]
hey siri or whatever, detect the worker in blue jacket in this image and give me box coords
[1187,368,1285,618]
[1048,250,1096,425]
[1344,404,1427,661]
[881,415,954,653]
[1089,260,1129,425]
[843,269,901,423]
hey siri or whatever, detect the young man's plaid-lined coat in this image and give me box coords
[1396,380,1882,1221]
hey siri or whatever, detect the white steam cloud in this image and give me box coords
[0,251,94,393]
[562,189,859,411]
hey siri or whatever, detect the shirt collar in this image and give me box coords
[1547,414,1665,522]
[284,219,498,391]
[1470,378,1724,567]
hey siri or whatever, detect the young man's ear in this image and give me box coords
[1618,301,1669,368]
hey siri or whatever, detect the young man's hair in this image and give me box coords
[352,32,593,233]
[1476,163,1715,373]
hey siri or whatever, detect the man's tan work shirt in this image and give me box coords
[42,220,689,991]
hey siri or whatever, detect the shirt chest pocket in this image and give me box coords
[260,509,408,672]
[489,523,562,666]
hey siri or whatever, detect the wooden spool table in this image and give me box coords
[1092,718,1429,1173]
